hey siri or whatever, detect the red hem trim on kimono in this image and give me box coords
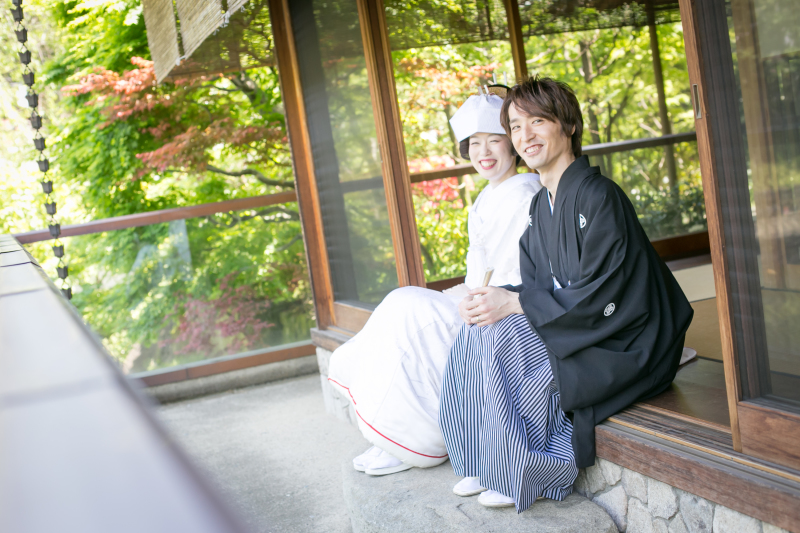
[327,377,448,460]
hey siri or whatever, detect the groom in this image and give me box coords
[450,75,694,470]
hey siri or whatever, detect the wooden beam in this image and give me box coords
[269,0,335,328]
[739,400,800,471]
[356,0,426,288]
[134,341,316,387]
[650,231,710,261]
[502,0,528,82]
[333,301,374,334]
[14,192,298,244]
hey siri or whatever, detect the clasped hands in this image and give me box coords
[458,286,523,327]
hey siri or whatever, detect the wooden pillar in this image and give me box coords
[502,0,528,82]
[356,0,426,288]
[268,0,335,328]
[647,2,678,190]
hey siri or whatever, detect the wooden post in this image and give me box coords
[356,0,426,288]
[647,1,678,191]
[502,0,528,82]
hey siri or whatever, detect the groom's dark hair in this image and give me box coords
[500,75,584,158]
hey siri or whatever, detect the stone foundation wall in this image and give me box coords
[316,348,788,533]
[573,454,788,533]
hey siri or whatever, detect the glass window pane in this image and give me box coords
[27,207,313,374]
[726,0,800,404]
[520,0,705,241]
[384,1,514,282]
[289,0,399,305]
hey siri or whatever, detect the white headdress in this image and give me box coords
[449,92,506,142]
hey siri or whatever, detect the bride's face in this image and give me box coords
[468,133,515,182]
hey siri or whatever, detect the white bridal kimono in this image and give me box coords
[327,173,542,467]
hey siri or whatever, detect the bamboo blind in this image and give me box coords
[142,0,181,83]
[175,0,225,59]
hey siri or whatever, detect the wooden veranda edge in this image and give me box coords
[605,414,800,484]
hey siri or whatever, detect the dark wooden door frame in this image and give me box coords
[679,0,800,469]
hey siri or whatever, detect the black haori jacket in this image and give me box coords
[504,156,694,468]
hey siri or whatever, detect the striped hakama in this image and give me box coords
[439,314,578,512]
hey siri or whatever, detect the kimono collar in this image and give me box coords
[492,172,539,194]
[549,156,590,200]
[540,156,597,286]
[473,172,540,213]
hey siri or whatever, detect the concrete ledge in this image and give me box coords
[342,451,618,533]
[143,355,319,404]
[317,347,358,426]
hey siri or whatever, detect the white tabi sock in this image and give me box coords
[477,489,516,508]
[453,476,487,497]
[352,446,382,472]
[364,450,412,476]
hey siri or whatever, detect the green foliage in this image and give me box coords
[414,194,471,282]
[392,19,706,281]
[2,0,311,372]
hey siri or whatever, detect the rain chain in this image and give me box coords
[11,0,72,299]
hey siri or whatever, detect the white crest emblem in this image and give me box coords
[604,303,615,317]
[579,214,587,228]
[528,215,533,226]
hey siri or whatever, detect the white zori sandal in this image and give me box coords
[453,477,487,497]
[477,490,516,508]
[352,446,383,472]
[364,450,412,476]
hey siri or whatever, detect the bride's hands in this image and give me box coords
[458,286,523,327]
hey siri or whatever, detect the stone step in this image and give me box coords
[342,452,619,533]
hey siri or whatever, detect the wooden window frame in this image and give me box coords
[269,0,426,334]
[356,0,426,290]
[679,0,800,471]
[268,0,336,328]
[271,0,717,335]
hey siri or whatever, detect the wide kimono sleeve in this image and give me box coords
[516,180,651,361]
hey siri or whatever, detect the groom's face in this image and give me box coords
[507,103,573,173]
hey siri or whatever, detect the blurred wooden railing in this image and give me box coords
[14,132,698,245]
[0,234,247,533]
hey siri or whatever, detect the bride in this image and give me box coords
[327,86,542,475]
